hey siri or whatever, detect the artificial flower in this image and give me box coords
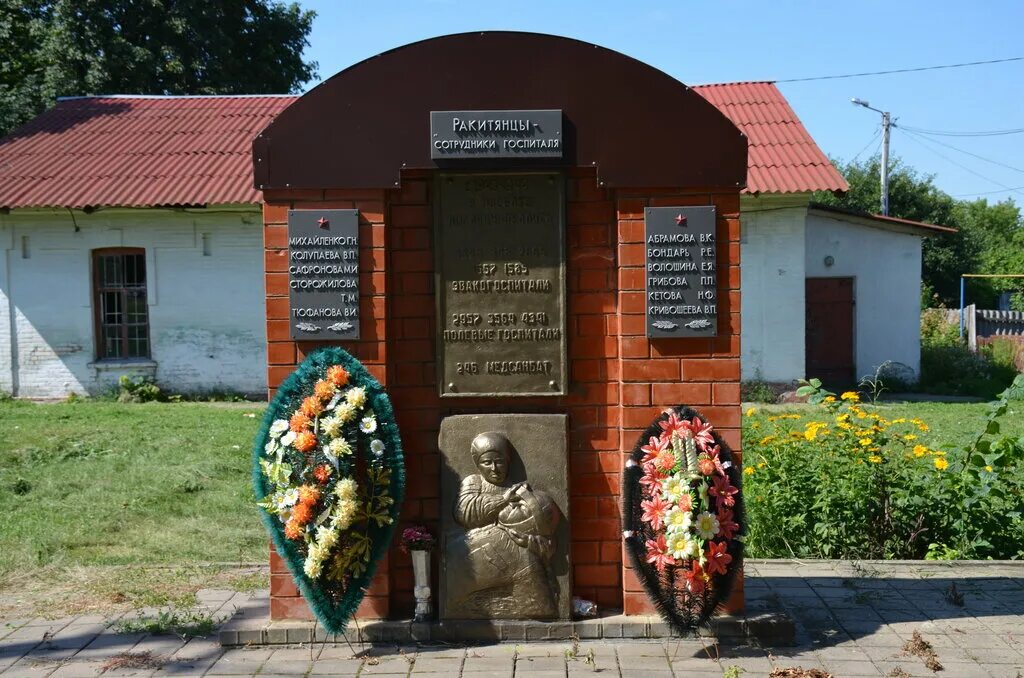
[645,534,675,573]
[291,502,314,525]
[335,402,358,423]
[279,488,300,508]
[359,416,378,434]
[640,435,669,465]
[370,439,386,456]
[346,386,367,409]
[677,491,694,513]
[705,540,732,576]
[717,508,739,540]
[269,419,290,438]
[661,473,688,503]
[683,560,706,594]
[641,494,672,531]
[664,506,693,533]
[294,430,318,453]
[284,518,304,540]
[298,485,321,506]
[709,475,737,507]
[300,396,324,418]
[320,415,343,438]
[639,464,665,495]
[335,477,358,501]
[697,453,717,476]
[280,430,297,447]
[326,365,350,387]
[264,439,280,456]
[327,437,353,457]
[695,511,721,540]
[314,380,337,401]
[290,412,312,433]
[313,464,332,484]
[667,532,697,560]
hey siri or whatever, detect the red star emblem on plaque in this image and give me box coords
[317,216,329,229]
[675,213,687,226]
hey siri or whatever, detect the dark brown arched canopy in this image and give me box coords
[253,32,747,190]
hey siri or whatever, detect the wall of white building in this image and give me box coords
[805,209,923,381]
[739,195,808,383]
[0,207,267,398]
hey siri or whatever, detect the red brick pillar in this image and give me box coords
[615,190,744,616]
[263,188,392,621]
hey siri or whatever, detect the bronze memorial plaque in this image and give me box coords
[435,173,566,397]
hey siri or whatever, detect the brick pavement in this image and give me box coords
[1,561,1021,677]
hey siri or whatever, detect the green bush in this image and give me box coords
[741,380,779,404]
[919,310,1018,398]
[117,375,167,403]
[742,376,1024,560]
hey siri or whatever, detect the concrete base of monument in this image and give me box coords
[219,612,795,647]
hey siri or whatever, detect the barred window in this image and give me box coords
[93,249,150,359]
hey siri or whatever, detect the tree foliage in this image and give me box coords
[0,0,317,137]
[814,156,1024,309]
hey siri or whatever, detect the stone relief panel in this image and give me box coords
[439,414,570,620]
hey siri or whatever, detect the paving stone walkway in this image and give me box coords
[2,561,1022,677]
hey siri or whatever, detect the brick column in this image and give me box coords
[615,190,743,616]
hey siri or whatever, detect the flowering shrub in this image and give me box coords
[743,375,1024,560]
[253,347,403,633]
[623,406,742,631]
[400,525,436,552]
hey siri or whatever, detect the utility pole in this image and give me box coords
[880,111,891,216]
[852,98,892,215]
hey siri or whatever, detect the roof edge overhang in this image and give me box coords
[809,203,956,237]
[253,31,747,191]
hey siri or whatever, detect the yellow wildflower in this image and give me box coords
[859,438,873,447]
[758,462,766,469]
[744,466,755,476]
[892,418,907,424]
[745,407,758,417]
[933,450,947,457]
[903,434,917,441]
[759,435,777,445]
[934,457,949,471]
[768,416,778,422]
[913,445,928,458]
[751,421,761,430]
[841,391,860,402]
[918,424,930,432]
[837,422,853,431]
[868,455,882,463]
[824,395,837,403]
[836,413,851,422]
[984,465,994,472]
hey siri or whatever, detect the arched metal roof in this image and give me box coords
[252,32,747,190]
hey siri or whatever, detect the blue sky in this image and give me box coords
[299,1,1024,203]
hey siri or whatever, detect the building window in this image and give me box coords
[93,248,150,359]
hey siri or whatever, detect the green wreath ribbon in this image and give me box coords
[252,347,405,634]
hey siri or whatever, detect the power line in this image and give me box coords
[849,126,882,163]
[899,124,1024,137]
[897,129,1024,198]
[775,56,1024,83]
[953,185,1024,197]
[899,127,1024,175]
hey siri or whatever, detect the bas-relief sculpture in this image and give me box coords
[439,415,570,620]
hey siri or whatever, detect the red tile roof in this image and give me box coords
[693,81,849,195]
[0,82,846,209]
[0,95,294,209]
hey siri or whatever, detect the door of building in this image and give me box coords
[805,277,855,387]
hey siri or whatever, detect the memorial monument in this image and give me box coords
[255,31,746,629]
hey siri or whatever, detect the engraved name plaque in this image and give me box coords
[430,110,563,160]
[644,206,718,338]
[287,209,360,340]
[436,173,566,397]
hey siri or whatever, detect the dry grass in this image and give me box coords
[0,564,266,619]
[769,669,833,678]
[100,651,166,672]
[902,630,943,672]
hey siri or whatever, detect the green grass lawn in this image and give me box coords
[0,396,1018,617]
